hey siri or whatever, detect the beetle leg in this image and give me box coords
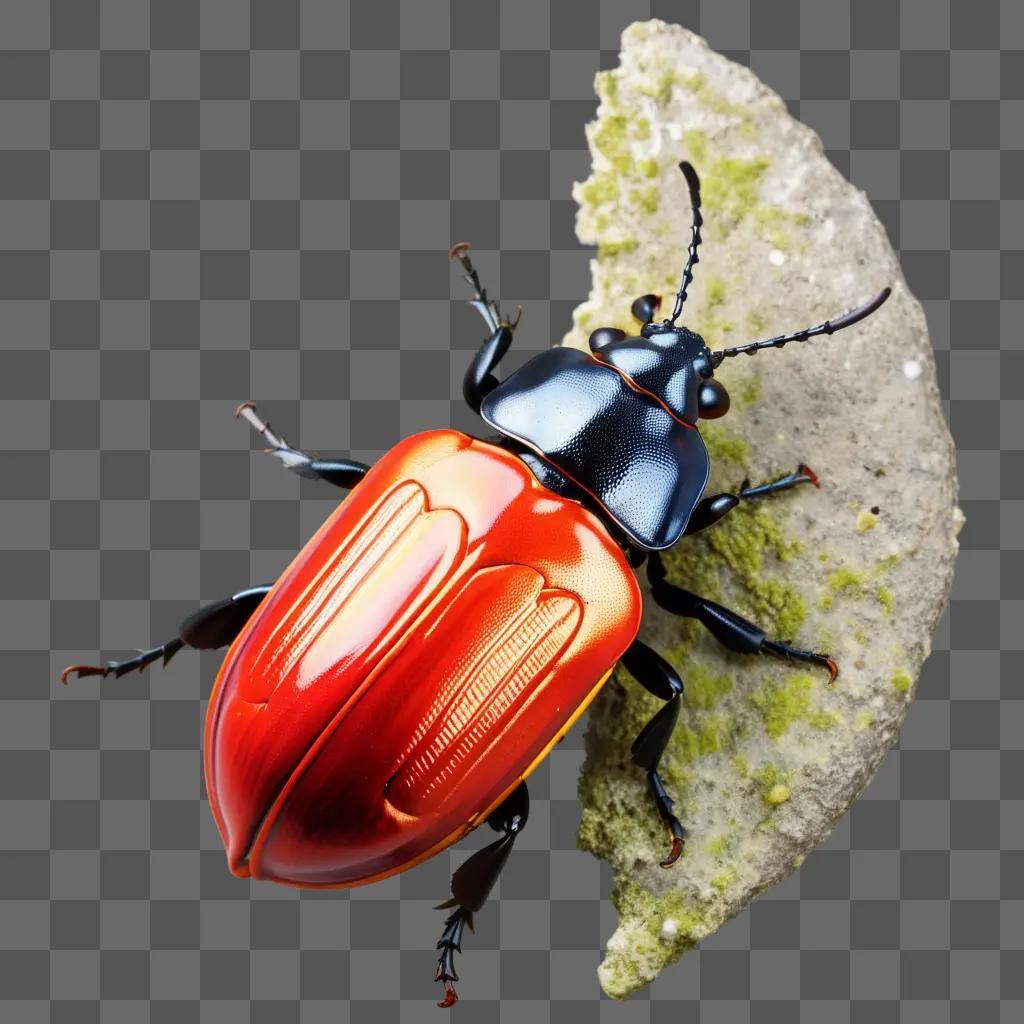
[449,240,502,332]
[60,585,273,684]
[449,241,521,414]
[682,493,741,536]
[624,543,648,568]
[235,401,369,490]
[462,323,515,414]
[738,463,820,499]
[683,464,819,536]
[433,781,529,1007]
[646,554,839,682]
[621,640,688,867]
[60,637,185,683]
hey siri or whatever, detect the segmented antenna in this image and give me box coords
[710,287,892,366]
[667,161,703,325]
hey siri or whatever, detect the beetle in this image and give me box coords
[61,161,890,1007]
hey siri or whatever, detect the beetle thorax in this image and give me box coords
[595,325,711,424]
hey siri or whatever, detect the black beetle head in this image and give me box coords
[588,321,725,424]
[640,321,713,374]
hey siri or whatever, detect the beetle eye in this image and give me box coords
[697,379,730,419]
[588,326,625,352]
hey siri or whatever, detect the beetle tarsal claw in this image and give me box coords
[503,304,523,331]
[447,240,471,263]
[235,400,287,451]
[798,463,821,488]
[60,663,109,684]
[437,980,459,1008]
[660,834,685,868]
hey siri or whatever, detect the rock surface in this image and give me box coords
[562,21,962,998]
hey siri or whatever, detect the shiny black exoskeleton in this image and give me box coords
[480,343,711,548]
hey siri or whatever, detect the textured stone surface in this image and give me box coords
[563,21,962,998]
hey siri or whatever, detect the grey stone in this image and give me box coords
[562,21,961,997]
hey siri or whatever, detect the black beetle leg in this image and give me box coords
[683,464,820,536]
[620,640,687,867]
[738,463,820,499]
[235,401,369,490]
[449,241,521,414]
[433,781,529,1007]
[624,543,648,568]
[60,585,273,684]
[646,554,838,682]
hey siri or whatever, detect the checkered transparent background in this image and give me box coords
[1,1,1017,1021]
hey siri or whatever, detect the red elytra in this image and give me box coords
[204,428,642,887]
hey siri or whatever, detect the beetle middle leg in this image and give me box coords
[235,400,369,490]
[646,552,838,682]
[60,585,273,683]
[433,780,529,1007]
[620,639,687,867]
[449,241,522,414]
[683,464,820,535]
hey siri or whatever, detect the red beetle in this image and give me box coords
[62,164,888,1005]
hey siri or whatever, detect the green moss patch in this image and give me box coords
[638,157,659,178]
[581,171,619,208]
[820,568,866,610]
[698,422,748,467]
[737,377,761,406]
[752,762,793,807]
[856,510,878,533]
[892,668,912,693]
[706,276,728,308]
[629,185,660,215]
[750,673,812,739]
[598,238,638,259]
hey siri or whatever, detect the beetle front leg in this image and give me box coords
[235,401,369,490]
[449,241,522,414]
[647,553,838,681]
[620,639,687,867]
[60,585,273,684]
[684,464,820,535]
[433,781,529,1007]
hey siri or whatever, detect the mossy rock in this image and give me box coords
[563,20,962,998]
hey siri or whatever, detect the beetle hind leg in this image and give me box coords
[621,640,688,867]
[432,781,529,1006]
[433,907,472,1008]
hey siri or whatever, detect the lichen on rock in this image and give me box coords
[563,20,962,998]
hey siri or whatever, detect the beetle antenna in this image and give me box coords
[666,161,703,325]
[710,286,892,366]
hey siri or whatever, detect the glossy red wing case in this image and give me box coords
[204,430,642,887]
